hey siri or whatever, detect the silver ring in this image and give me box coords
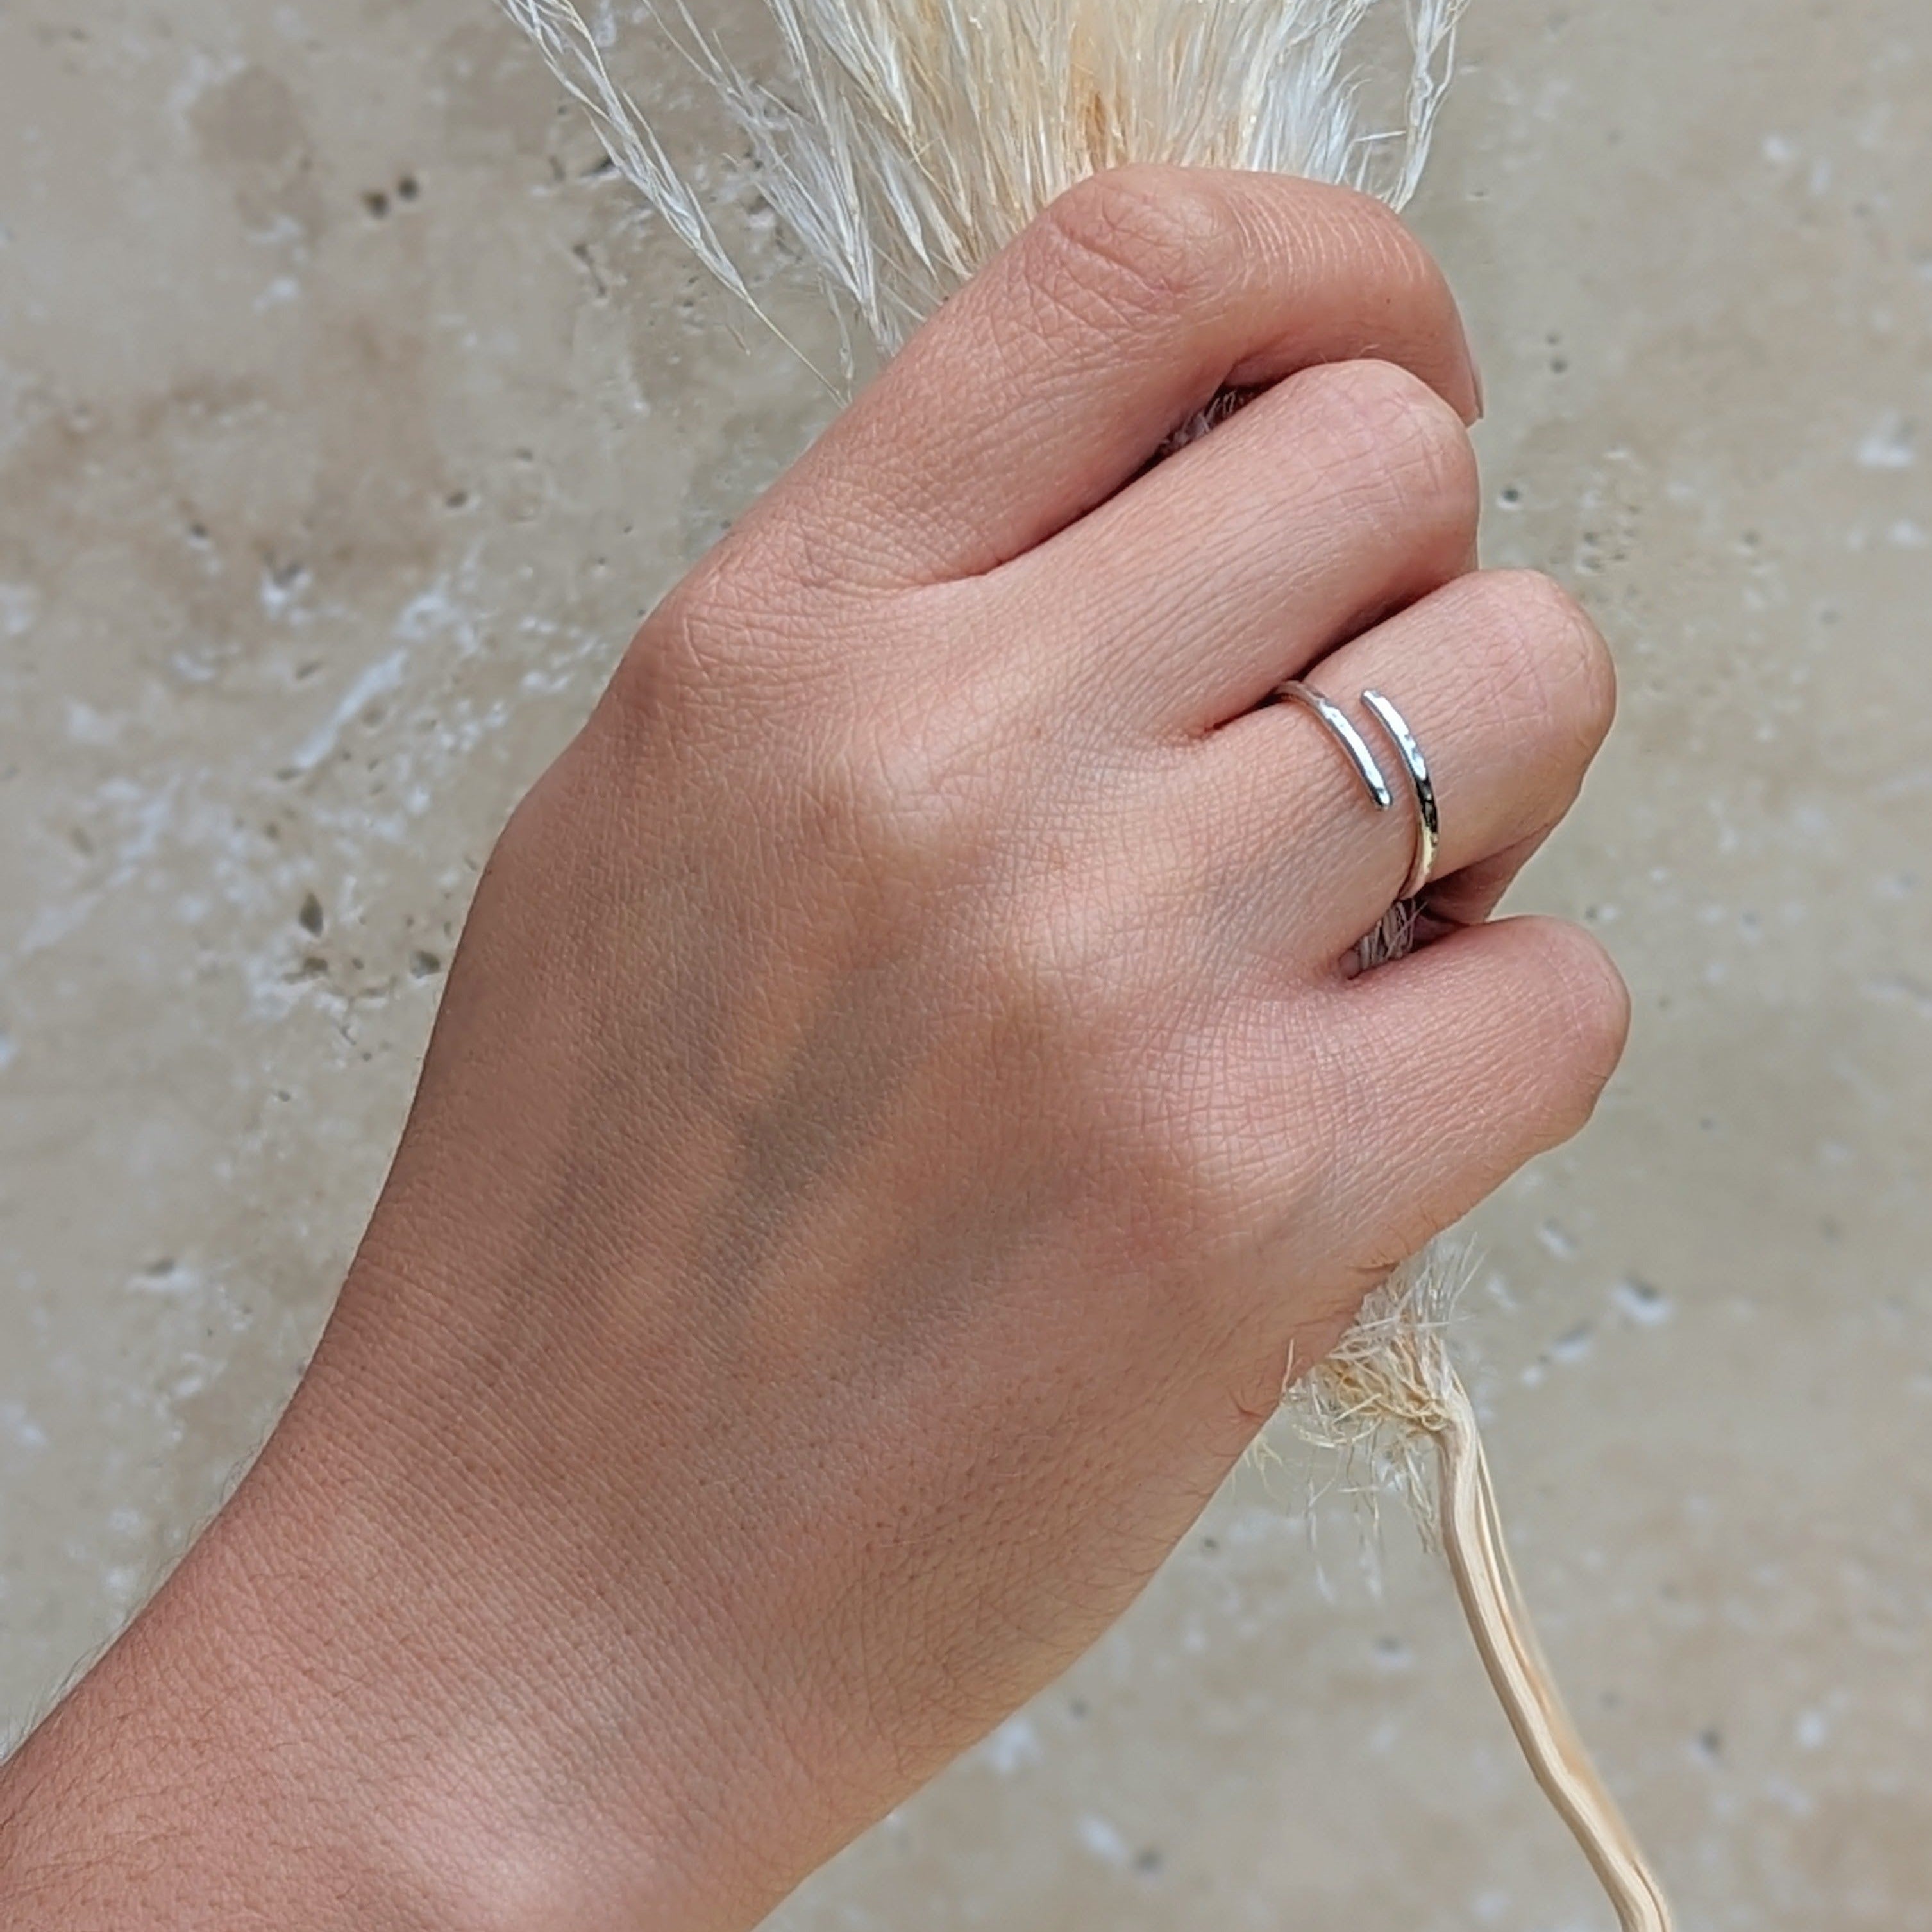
[1360,689,1440,900]
[1277,681,1394,811]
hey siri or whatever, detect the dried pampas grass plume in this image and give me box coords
[502,0,1464,355]
[503,3,1673,1926]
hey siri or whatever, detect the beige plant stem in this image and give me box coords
[1437,1378,1674,1932]
[502,3,1678,1921]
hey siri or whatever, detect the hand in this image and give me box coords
[0,169,1625,1932]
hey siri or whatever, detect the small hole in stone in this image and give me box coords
[397,173,419,201]
[298,892,324,936]
[364,190,389,219]
[409,950,444,979]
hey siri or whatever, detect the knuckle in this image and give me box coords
[1304,359,1478,549]
[615,564,752,719]
[1029,167,1243,332]
[1481,570,1617,764]
[1300,184,1459,339]
[612,548,857,742]
[599,610,708,766]
[1307,177,1439,277]
[1236,173,1450,330]
[787,682,1037,924]
[798,705,965,866]
[1522,921,1632,1130]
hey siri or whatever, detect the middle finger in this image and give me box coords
[1171,567,1617,970]
[996,357,1480,737]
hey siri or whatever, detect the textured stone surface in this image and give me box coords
[2,1,1929,1925]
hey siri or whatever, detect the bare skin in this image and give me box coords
[0,169,1626,1932]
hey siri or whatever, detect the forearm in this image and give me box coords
[0,1271,839,1932]
[0,1375,673,1932]
[1,1424,501,1929]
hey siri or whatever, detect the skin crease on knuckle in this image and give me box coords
[1525,918,1634,1123]
[984,169,1470,432]
[1302,993,1544,1288]
[1293,359,1481,567]
[1186,360,1477,587]
[1475,568,1618,773]
[1425,921,1630,1157]
[1021,168,1249,364]
[1011,171,1436,387]
[628,558,848,728]
[1223,187,1471,404]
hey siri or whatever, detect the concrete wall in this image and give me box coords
[2,1,1928,1923]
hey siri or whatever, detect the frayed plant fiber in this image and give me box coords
[1286,1251,1673,1930]
[502,0,1463,358]
[503,3,1673,1924]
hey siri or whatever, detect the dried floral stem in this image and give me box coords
[1436,1379,1674,1932]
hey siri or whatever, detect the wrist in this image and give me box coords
[0,1438,550,1932]
[273,1216,927,1932]
[191,1359,729,1931]
[0,1322,740,1932]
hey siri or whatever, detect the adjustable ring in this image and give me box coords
[1360,689,1440,900]
[1277,680,1395,811]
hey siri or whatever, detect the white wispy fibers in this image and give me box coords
[502,4,1674,1924]
[501,0,1463,355]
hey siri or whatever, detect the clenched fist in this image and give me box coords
[0,169,1625,1932]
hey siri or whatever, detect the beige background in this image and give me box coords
[3,0,1929,1924]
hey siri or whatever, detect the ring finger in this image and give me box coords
[1177,568,1617,968]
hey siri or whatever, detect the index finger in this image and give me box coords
[760,167,1481,589]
